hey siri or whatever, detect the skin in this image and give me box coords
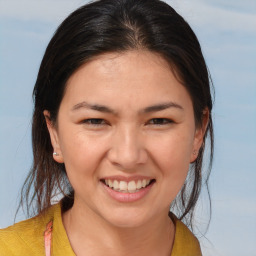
[45,50,208,256]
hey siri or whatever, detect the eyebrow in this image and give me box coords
[71,101,183,114]
[72,102,117,114]
[141,102,184,113]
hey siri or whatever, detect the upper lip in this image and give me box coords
[100,175,155,182]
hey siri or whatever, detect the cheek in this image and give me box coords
[151,133,193,165]
[149,130,194,178]
[58,129,107,181]
[149,133,194,205]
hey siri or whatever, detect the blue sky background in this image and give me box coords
[0,0,255,255]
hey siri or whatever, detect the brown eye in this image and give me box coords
[82,119,107,126]
[148,118,173,125]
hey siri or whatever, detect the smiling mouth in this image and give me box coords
[100,179,156,193]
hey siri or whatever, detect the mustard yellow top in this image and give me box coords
[0,204,202,256]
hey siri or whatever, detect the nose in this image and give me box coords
[107,125,148,170]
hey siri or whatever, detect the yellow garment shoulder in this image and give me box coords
[0,203,202,256]
[170,214,202,256]
[0,205,56,256]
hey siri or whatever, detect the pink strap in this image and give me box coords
[44,220,53,256]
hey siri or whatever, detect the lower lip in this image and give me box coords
[101,182,154,203]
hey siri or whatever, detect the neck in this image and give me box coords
[63,200,175,256]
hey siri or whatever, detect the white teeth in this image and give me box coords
[108,180,113,188]
[104,179,152,193]
[127,181,136,193]
[136,180,142,189]
[119,181,128,190]
[113,180,119,190]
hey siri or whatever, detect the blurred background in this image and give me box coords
[0,0,255,255]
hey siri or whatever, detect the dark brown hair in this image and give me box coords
[19,0,214,232]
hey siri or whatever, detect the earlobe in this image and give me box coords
[190,108,209,163]
[43,110,64,163]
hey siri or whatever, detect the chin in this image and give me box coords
[100,207,152,229]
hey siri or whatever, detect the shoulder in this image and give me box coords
[170,213,202,256]
[0,204,59,256]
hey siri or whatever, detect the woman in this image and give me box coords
[0,0,214,255]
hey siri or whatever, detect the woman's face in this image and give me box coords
[46,51,206,228]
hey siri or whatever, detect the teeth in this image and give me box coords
[119,181,128,190]
[127,181,136,193]
[104,179,152,193]
[113,180,119,190]
[136,180,142,189]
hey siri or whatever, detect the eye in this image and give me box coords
[82,118,108,126]
[147,118,174,125]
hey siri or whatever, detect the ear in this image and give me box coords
[43,110,64,163]
[190,108,209,162]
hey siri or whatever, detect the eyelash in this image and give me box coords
[82,119,107,126]
[82,118,173,126]
[147,118,174,125]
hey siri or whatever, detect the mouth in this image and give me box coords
[100,178,156,193]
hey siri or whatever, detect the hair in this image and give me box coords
[19,0,214,232]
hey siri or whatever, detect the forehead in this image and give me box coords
[62,50,192,112]
[67,51,174,85]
